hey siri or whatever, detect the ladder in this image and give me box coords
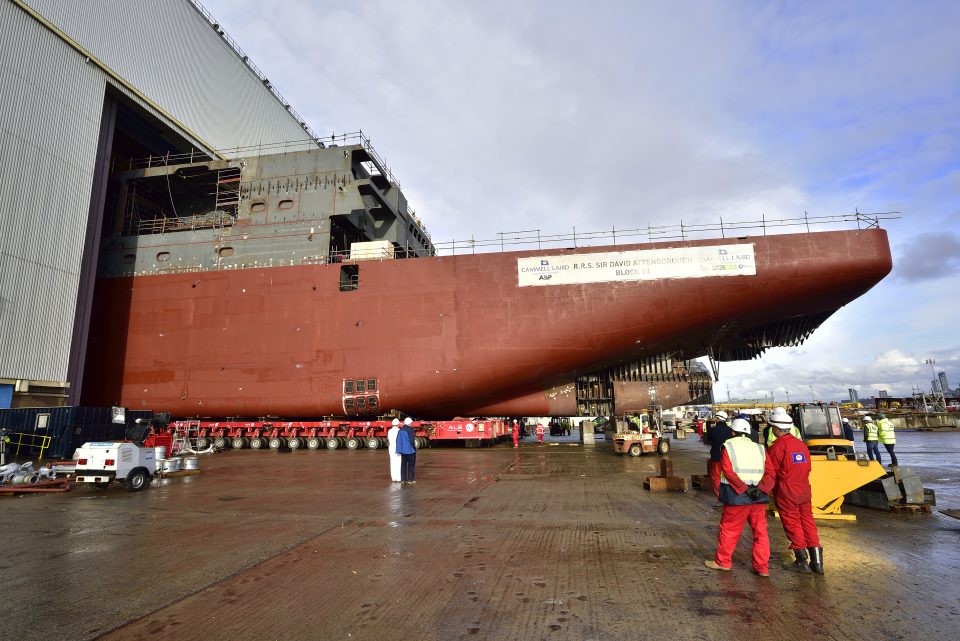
[215,166,242,218]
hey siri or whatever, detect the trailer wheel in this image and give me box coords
[213,436,228,450]
[367,437,381,450]
[628,443,643,457]
[305,437,322,449]
[249,437,264,449]
[125,468,150,492]
[231,437,245,449]
[657,439,670,455]
[356,437,367,449]
[268,437,283,449]
[345,437,361,450]
[326,436,340,450]
[197,437,210,449]
[288,437,302,450]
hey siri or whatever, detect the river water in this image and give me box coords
[851,430,960,508]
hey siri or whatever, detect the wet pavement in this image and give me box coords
[2,433,959,640]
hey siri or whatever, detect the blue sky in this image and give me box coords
[203,0,960,402]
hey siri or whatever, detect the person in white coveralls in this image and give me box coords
[387,418,402,482]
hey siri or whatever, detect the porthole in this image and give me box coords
[218,247,235,257]
[157,252,171,262]
[251,201,266,213]
[278,199,294,210]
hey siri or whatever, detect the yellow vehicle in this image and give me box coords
[786,402,885,520]
[611,411,670,457]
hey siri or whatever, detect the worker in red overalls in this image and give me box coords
[535,422,545,443]
[512,420,520,448]
[758,408,823,574]
[704,418,770,576]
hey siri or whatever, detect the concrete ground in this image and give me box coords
[2,436,958,640]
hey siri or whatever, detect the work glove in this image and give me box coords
[745,486,766,501]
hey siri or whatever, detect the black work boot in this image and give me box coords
[808,546,824,574]
[785,548,812,573]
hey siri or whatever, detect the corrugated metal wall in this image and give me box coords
[0,0,321,386]
[23,0,313,151]
[0,2,106,383]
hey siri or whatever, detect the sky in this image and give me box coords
[203,0,960,403]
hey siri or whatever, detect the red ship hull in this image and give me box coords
[81,228,892,418]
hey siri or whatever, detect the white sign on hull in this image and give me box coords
[517,244,756,287]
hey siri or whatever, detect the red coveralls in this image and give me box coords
[512,423,519,448]
[758,433,820,549]
[535,425,545,443]
[714,446,770,574]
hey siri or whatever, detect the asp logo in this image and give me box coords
[791,452,807,464]
[540,259,550,266]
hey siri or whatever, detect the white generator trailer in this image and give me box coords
[74,421,158,491]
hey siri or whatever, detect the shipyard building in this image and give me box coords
[0,0,318,408]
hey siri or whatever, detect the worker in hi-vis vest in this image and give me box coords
[862,415,881,463]
[705,418,771,577]
[876,413,898,467]
[766,407,801,446]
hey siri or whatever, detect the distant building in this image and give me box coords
[933,379,942,393]
[878,390,889,398]
[849,388,859,403]
[938,371,949,394]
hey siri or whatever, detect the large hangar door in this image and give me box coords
[69,90,207,405]
[66,93,117,405]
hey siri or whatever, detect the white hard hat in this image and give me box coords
[731,418,751,434]
[391,418,400,426]
[842,417,850,424]
[403,417,413,426]
[769,407,793,426]
[715,411,729,420]
[863,416,872,422]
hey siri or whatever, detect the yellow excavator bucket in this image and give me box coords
[807,454,886,520]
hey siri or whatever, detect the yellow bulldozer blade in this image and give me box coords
[807,456,886,520]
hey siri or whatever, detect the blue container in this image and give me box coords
[0,406,156,460]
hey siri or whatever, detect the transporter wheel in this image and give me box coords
[249,437,264,449]
[345,437,361,450]
[657,439,670,455]
[268,437,283,449]
[197,437,210,449]
[213,436,228,450]
[326,437,340,450]
[628,443,643,457]
[288,437,302,450]
[231,437,245,449]
[306,437,322,450]
[367,437,381,450]
[125,468,150,492]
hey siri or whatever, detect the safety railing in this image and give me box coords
[9,433,52,460]
[124,211,236,236]
[433,211,899,256]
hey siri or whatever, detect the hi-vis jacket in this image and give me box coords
[863,421,879,441]
[719,435,768,505]
[877,418,896,445]
[767,424,801,446]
